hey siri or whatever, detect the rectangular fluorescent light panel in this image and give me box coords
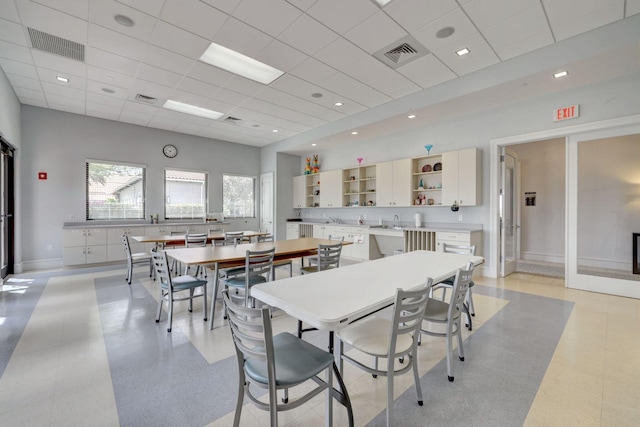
[554,70,568,78]
[163,100,224,120]
[199,42,284,85]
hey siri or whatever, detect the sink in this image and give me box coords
[392,226,404,230]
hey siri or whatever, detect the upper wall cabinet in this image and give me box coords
[293,175,307,208]
[319,170,342,208]
[377,158,412,207]
[442,148,482,207]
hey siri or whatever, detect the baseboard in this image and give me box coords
[521,252,565,264]
[19,258,64,272]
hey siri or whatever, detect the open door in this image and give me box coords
[500,149,520,276]
[259,172,274,235]
[0,136,14,279]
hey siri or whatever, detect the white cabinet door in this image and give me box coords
[293,175,307,208]
[319,170,342,208]
[64,229,86,247]
[85,228,107,246]
[435,230,482,255]
[442,149,481,206]
[63,246,87,265]
[286,223,300,240]
[107,244,127,262]
[85,245,108,264]
[377,159,411,207]
[313,225,326,238]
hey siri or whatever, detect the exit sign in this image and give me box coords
[554,105,579,122]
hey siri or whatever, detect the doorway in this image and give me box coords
[0,135,15,279]
[259,172,274,235]
[500,149,520,276]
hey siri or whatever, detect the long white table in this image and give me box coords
[251,250,484,332]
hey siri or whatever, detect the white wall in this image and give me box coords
[20,106,261,270]
[509,138,566,263]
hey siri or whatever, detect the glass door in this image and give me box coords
[500,149,519,276]
[0,138,14,279]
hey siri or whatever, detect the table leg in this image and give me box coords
[208,263,220,330]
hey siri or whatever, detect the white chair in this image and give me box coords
[223,290,353,426]
[420,263,474,382]
[216,230,245,246]
[168,230,187,273]
[122,234,152,284]
[152,251,208,333]
[257,234,293,278]
[337,281,431,427]
[223,247,275,308]
[184,232,208,278]
[434,243,476,330]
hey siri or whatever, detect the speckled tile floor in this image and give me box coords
[1,263,638,426]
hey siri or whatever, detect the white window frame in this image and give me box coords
[86,159,146,221]
[164,167,209,220]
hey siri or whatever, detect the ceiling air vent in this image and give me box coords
[373,35,429,70]
[223,116,243,125]
[27,28,85,62]
[135,94,158,104]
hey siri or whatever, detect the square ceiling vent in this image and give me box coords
[373,35,429,69]
[28,28,85,62]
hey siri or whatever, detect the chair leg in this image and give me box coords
[126,260,132,284]
[456,319,465,362]
[446,322,454,382]
[232,368,245,427]
[167,291,173,333]
[386,357,395,427]
[326,366,334,426]
[156,289,164,323]
[463,303,473,331]
[209,266,220,330]
[411,353,423,406]
[297,320,303,338]
[202,282,208,322]
[372,356,378,378]
[467,287,475,316]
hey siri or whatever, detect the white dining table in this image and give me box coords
[251,250,484,333]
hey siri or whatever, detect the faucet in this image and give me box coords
[393,215,400,228]
[329,216,341,224]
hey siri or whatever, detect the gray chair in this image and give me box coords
[184,232,208,278]
[216,230,245,246]
[257,234,293,278]
[304,235,343,268]
[300,240,342,274]
[434,243,476,330]
[122,234,152,284]
[224,247,275,309]
[223,290,353,427]
[420,263,474,382]
[152,251,208,333]
[337,281,431,427]
[168,230,187,273]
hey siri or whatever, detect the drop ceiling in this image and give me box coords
[0,0,639,149]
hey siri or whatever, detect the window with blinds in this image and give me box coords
[165,169,207,219]
[86,161,145,220]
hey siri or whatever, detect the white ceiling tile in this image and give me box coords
[342,55,421,99]
[342,84,391,108]
[161,0,227,40]
[87,65,135,89]
[210,17,273,58]
[278,14,339,56]
[37,68,86,90]
[254,39,308,72]
[285,0,318,11]
[306,0,378,35]
[6,73,41,91]
[48,101,85,115]
[254,86,341,121]
[86,90,127,107]
[143,46,195,75]
[480,5,551,54]
[20,97,48,108]
[628,0,640,16]
[0,18,28,45]
[395,54,457,89]
[114,0,164,17]
[493,31,554,61]
[384,0,459,32]
[177,77,218,97]
[14,86,46,102]
[199,0,242,15]
[344,11,407,54]
[32,0,89,20]
[89,0,158,42]
[0,0,20,22]
[318,71,360,93]
[16,0,88,44]
[412,8,477,52]
[119,109,153,125]
[0,58,39,79]
[167,90,217,111]
[212,87,252,106]
[462,0,541,29]
[290,58,337,83]
[314,37,369,71]
[86,47,140,76]
[150,21,210,58]
[0,40,32,63]
[431,33,500,76]
[88,24,148,60]
[130,79,174,100]
[147,116,181,131]
[544,0,624,41]
[153,107,190,121]
[42,81,86,101]
[174,122,207,135]
[187,61,235,87]
[31,50,87,78]
[123,100,159,115]
[221,75,267,97]
[205,98,236,116]
[136,63,182,87]
[233,0,302,37]
[86,102,122,120]
[183,115,216,126]
[45,92,85,107]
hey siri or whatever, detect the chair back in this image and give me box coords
[151,251,172,288]
[446,263,474,321]
[224,289,273,365]
[316,242,342,271]
[257,234,274,243]
[388,280,432,359]
[244,248,275,281]
[208,227,222,235]
[122,234,133,259]
[442,243,476,256]
[185,232,207,248]
[218,231,245,246]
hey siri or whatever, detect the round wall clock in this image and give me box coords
[163,144,178,158]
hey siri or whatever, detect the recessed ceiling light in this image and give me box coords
[312,143,317,146]
[351,131,358,135]
[554,70,568,78]
[456,48,470,56]
[272,129,278,133]
[101,88,115,94]
[114,14,134,27]
[56,76,69,83]
[163,100,224,120]
[334,102,343,106]
[371,0,393,7]
[436,26,455,39]
[311,93,323,98]
[408,114,417,119]
[199,42,284,85]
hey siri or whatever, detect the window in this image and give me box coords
[86,161,145,220]
[223,174,255,218]
[165,169,207,219]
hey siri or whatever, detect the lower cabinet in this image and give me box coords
[63,228,108,266]
[332,226,370,261]
[435,230,482,255]
[286,223,300,240]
